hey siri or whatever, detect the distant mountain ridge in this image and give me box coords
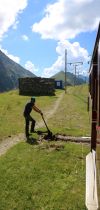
[51,71,86,86]
[0,50,36,92]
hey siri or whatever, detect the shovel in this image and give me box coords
[41,114,53,139]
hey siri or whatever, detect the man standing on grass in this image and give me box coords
[23,97,43,138]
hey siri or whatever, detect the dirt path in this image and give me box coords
[0,92,64,156]
[36,91,64,128]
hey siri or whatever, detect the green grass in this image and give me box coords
[0,85,90,139]
[48,85,90,136]
[0,141,89,210]
[0,89,61,139]
[0,85,90,209]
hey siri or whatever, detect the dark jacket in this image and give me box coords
[24,102,34,116]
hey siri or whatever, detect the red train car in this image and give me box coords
[86,23,100,210]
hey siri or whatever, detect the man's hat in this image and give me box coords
[31,97,35,103]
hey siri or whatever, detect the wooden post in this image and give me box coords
[74,65,76,86]
[65,49,67,93]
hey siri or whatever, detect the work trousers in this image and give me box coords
[24,115,36,137]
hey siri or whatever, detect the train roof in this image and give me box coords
[89,22,100,72]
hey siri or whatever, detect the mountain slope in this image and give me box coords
[0,50,36,92]
[51,71,85,85]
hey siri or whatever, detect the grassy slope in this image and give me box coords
[0,90,61,139]
[45,84,90,136]
[0,141,89,210]
[0,85,90,209]
[0,85,90,139]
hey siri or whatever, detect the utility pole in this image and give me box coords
[65,49,67,93]
[68,62,83,86]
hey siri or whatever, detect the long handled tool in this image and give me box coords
[41,114,53,139]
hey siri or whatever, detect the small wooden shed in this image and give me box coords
[18,77,55,96]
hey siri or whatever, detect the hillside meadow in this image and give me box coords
[0,85,90,209]
[0,84,90,140]
[0,141,89,210]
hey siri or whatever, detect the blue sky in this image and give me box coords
[0,0,100,77]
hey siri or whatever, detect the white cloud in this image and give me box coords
[0,45,20,63]
[12,20,19,30]
[22,34,29,41]
[42,40,89,77]
[32,0,100,40]
[0,0,28,39]
[25,61,38,73]
[56,40,89,61]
